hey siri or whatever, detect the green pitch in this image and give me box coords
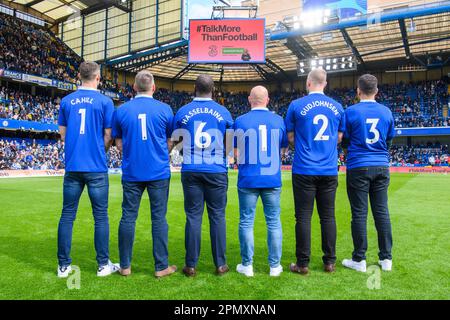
[0,172,449,300]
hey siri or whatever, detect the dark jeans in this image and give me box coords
[181,172,228,268]
[347,167,393,262]
[119,179,170,271]
[58,172,110,267]
[292,174,338,267]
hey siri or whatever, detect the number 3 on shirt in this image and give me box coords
[366,118,380,144]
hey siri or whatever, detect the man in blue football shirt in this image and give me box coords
[112,71,177,278]
[57,61,118,278]
[234,86,288,277]
[172,75,233,277]
[342,74,395,273]
[285,68,345,275]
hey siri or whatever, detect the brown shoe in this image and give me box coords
[216,265,229,276]
[120,267,131,276]
[290,263,309,275]
[324,264,336,273]
[182,266,197,277]
[155,265,177,278]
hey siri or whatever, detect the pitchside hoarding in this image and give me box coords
[188,19,266,64]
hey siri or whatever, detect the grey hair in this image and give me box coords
[135,70,154,93]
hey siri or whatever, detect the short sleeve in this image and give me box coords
[225,110,234,129]
[111,109,122,139]
[103,98,114,129]
[387,112,396,141]
[280,120,289,148]
[165,106,174,138]
[57,101,66,126]
[344,110,351,139]
[172,111,182,132]
[285,102,296,132]
[338,106,346,133]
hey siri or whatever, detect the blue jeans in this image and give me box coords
[57,172,110,267]
[238,187,282,268]
[119,179,170,271]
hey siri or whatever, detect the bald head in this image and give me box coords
[249,86,269,109]
[307,68,327,92]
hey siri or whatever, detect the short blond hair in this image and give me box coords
[135,70,154,93]
[307,68,327,86]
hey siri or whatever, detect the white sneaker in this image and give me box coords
[378,259,392,271]
[269,265,283,277]
[97,260,120,277]
[342,259,367,272]
[57,265,72,278]
[236,264,254,277]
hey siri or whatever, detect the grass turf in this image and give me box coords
[0,172,449,300]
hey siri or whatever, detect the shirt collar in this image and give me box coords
[309,91,324,95]
[78,86,98,91]
[193,97,213,101]
[251,107,269,111]
[135,94,153,99]
[360,99,376,103]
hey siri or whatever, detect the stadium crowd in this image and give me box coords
[0,13,81,83]
[0,138,123,170]
[1,137,448,170]
[1,82,449,128]
[0,86,60,123]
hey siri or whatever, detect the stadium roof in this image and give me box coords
[104,1,450,82]
[4,0,131,23]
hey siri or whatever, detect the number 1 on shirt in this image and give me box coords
[79,108,86,135]
[138,114,147,141]
[259,125,268,152]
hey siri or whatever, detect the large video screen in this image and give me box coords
[188,19,266,64]
[303,0,367,19]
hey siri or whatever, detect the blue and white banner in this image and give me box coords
[0,118,58,132]
[101,90,120,100]
[0,70,77,91]
[395,127,450,137]
[22,74,53,87]
[2,70,23,80]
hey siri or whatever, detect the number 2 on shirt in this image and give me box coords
[313,114,330,141]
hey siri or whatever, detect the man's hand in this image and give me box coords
[288,132,295,148]
[115,138,123,153]
[59,126,66,142]
[104,128,113,152]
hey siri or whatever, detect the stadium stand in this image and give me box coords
[1,82,449,128]
[0,138,122,170]
[0,12,81,83]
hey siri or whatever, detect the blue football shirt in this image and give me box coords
[58,88,114,172]
[234,108,288,189]
[173,98,234,173]
[112,95,174,182]
[344,100,395,169]
[285,92,345,176]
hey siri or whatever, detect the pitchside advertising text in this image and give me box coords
[188,19,266,64]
